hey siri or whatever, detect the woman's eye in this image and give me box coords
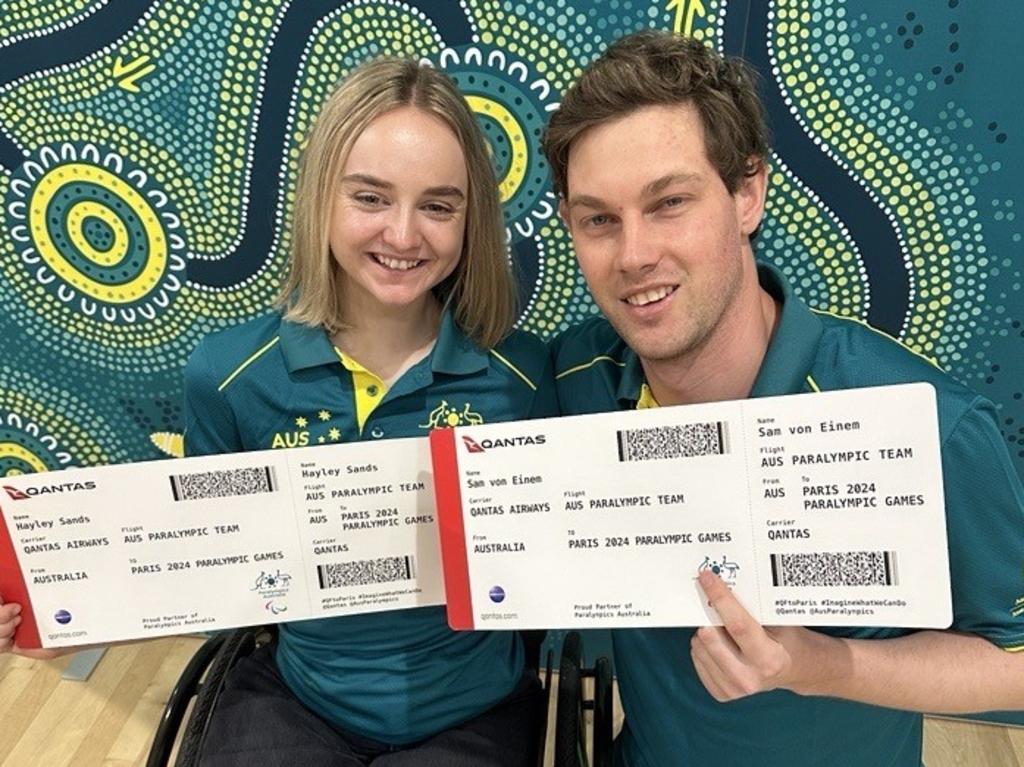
[355,192,384,205]
[423,203,455,215]
[661,196,684,209]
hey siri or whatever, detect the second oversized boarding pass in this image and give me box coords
[431,383,952,630]
[0,438,443,648]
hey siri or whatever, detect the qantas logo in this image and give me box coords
[3,481,97,501]
[461,434,547,454]
[462,436,486,453]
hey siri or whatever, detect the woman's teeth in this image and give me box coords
[374,254,422,271]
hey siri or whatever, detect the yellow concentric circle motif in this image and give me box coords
[466,95,527,202]
[0,441,48,474]
[28,163,167,304]
[65,200,129,266]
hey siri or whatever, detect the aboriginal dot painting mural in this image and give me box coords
[1,0,1022,476]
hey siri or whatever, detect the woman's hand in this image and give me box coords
[0,597,66,660]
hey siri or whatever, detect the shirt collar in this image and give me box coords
[278,308,490,376]
[616,345,646,407]
[748,262,823,398]
[430,308,490,376]
[614,261,823,405]
[279,316,338,373]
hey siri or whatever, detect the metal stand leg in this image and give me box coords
[61,647,107,681]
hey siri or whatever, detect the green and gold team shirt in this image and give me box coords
[552,263,1024,767]
[183,309,557,745]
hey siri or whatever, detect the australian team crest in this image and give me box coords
[420,400,484,429]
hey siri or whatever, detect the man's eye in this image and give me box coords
[661,196,684,209]
[586,214,610,227]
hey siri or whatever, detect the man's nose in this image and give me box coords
[615,215,660,274]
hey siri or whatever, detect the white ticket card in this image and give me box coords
[0,437,442,648]
[430,383,951,630]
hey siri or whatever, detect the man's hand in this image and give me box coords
[691,570,848,701]
[0,597,64,660]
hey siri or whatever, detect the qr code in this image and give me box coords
[770,551,898,587]
[617,421,728,462]
[169,466,278,501]
[317,556,417,589]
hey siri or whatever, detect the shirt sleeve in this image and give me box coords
[182,340,243,458]
[528,345,560,420]
[941,398,1024,649]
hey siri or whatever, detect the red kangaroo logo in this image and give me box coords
[461,436,486,454]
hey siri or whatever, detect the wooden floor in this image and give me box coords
[1,637,1022,766]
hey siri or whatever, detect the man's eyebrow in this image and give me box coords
[642,172,702,196]
[567,172,704,210]
[566,194,607,211]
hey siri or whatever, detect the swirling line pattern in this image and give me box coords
[0,0,1021,472]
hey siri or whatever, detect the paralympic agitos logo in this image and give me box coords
[3,481,97,501]
[461,434,546,454]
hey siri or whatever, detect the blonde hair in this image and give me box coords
[278,58,517,349]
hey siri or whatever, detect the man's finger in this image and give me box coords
[694,624,746,676]
[697,571,769,658]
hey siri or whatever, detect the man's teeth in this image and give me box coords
[625,286,674,307]
[374,254,421,271]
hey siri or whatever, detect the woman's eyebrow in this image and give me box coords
[341,173,392,189]
[423,185,465,200]
[340,174,464,201]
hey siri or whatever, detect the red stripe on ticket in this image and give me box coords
[429,428,475,629]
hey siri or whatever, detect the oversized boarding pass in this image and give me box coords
[0,438,443,648]
[431,383,952,630]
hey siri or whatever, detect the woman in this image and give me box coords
[1,58,556,765]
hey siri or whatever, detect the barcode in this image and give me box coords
[617,421,729,462]
[770,551,898,587]
[317,555,417,589]
[169,466,278,501]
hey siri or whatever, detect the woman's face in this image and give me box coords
[329,105,469,316]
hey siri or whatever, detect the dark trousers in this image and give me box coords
[198,643,544,767]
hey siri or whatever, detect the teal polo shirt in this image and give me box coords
[552,263,1024,767]
[183,309,557,744]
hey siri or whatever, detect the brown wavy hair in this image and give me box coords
[543,30,770,197]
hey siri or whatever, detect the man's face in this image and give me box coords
[561,103,765,363]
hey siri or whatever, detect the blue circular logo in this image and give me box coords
[489,585,506,604]
[54,609,72,625]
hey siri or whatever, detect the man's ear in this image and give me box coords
[735,158,768,237]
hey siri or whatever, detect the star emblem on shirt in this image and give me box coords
[318,410,331,421]
[295,416,308,428]
[328,427,341,441]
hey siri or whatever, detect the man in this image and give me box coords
[544,30,1024,767]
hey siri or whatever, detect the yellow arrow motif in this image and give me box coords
[112,54,156,93]
[667,0,707,36]
[150,431,184,458]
